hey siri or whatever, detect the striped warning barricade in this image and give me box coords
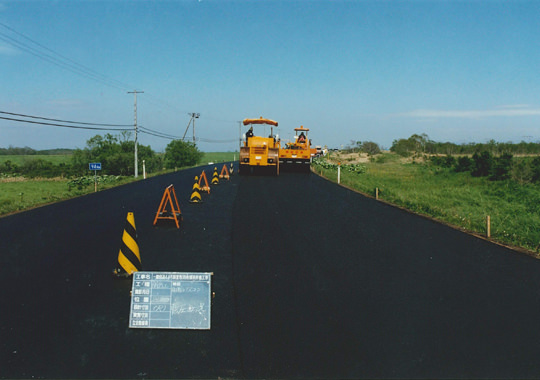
[113,212,142,278]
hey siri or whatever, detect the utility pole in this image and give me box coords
[182,113,200,144]
[238,121,242,151]
[190,113,200,144]
[128,90,143,178]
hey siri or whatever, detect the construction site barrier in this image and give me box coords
[113,212,142,278]
[153,184,182,228]
[190,176,203,203]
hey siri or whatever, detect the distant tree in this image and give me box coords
[454,156,473,172]
[71,133,158,176]
[489,153,513,181]
[0,146,36,155]
[390,138,414,157]
[471,151,493,177]
[530,157,540,183]
[430,155,455,168]
[0,160,18,173]
[390,133,431,156]
[20,158,56,178]
[512,159,533,185]
[360,141,381,156]
[164,140,203,169]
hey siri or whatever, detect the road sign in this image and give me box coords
[89,162,102,171]
[129,271,212,330]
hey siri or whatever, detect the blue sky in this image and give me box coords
[1,0,540,152]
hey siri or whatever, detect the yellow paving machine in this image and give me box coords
[279,125,312,172]
[239,117,280,175]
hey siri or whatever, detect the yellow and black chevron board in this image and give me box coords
[113,212,142,277]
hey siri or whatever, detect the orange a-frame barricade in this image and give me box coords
[153,184,182,228]
[198,170,211,193]
[219,164,230,180]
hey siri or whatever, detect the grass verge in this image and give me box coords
[0,176,136,216]
[313,156,540,256]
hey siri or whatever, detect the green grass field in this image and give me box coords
[0,154,73,166]
[0,178,83,215]
[0,176,136,216]
[201,152,238,163]
[314,156,540,255]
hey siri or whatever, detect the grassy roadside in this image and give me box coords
[0,176,137,216]
[313,153,540,256]
[0,152,237,217]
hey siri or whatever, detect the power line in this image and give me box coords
[0,110,132,127]
[139,126,180,140]
[139,129,179,140]
[0,23,239,143]
[0,109,236,143]
[0,116,132,131]
[0,22,134,91]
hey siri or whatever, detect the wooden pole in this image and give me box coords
[376,187,379,200]
[486,215,491,238]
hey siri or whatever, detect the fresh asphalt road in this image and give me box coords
[2,165,540,379]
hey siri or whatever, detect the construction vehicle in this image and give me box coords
[278,125,312,172]
[239,117,280,175]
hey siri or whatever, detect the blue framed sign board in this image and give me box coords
[129,271,212,330]
[89,162,101,171]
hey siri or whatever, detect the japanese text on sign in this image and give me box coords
[129,271,211,330]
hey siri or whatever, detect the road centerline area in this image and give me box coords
[2,167,540,379]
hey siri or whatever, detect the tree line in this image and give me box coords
[427,152,539,183]
[0,146,73,155]
[341,134,540,185]
[0,133,203,178]
[390,133,540,156]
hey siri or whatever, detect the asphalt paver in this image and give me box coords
[2,167,540,379]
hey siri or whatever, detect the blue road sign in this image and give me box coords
[89,163,102,171]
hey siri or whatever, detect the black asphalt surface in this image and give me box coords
[2,165,540,379]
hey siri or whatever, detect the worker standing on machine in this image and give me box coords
[246,126,254,144]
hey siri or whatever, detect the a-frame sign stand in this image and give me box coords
[153,184,182,228]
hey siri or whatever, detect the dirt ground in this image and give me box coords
[327,151,429,164]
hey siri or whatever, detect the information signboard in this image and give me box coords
[89,162,102,171]
[129,271,212,330]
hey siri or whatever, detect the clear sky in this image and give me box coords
[1,0,540,152]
